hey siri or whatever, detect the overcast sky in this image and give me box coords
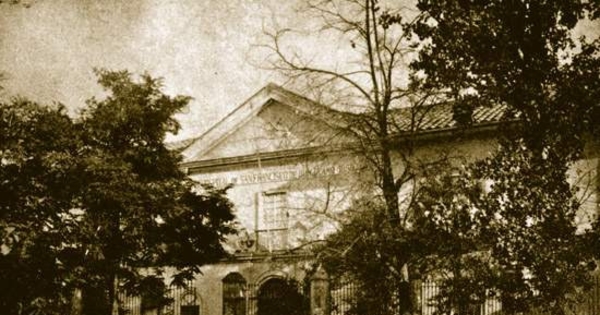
[0,0,304,140]
[0,0,598,141]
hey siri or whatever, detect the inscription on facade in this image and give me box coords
[195,163,356,187]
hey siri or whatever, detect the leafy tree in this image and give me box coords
[320,198,416,315]
[411,1,600,314]
[0,99,81,315]
[413,0,600,145]
[413,137,595,315]
[0,70,236,315]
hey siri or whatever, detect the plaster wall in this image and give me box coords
[200,101,346,161]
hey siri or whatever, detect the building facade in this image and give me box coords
[129,84,598,315]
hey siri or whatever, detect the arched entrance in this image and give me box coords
[256,278,309,315]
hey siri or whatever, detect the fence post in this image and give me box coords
[311,266,330,315]
[70,288,83,315]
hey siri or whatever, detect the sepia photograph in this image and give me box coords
[0,1,599,315]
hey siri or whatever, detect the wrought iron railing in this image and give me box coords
[330,274,600,315]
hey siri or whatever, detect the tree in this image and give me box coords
[0,70,236,315]
[320,198,418,315]
[259,1,450,314]
[413,137,596,315]
[0,99,81,315]
[411,1,600,314]
[411,162,490,315]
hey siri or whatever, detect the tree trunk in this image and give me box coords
[107,272,119,315]
[381,147,400,225]
[380,147,418,315]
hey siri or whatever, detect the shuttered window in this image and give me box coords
[257,192,288,251]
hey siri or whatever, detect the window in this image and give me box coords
[223,273,247,315]
[180,284,200,315]
[181,305,200,315]
[257,192,288,251]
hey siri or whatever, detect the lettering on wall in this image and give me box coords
[194,162,356,187]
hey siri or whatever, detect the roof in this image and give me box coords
[389,102,507,132]
[165,84,508,155]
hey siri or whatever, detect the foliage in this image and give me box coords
[412,162,489,315]
[413,0,600,148]
[0,99,80,314]
[320,197,419,315]
[474,138,591,314]
[0,70,236,315]
[413,137,595,315]
[411,1,600,314]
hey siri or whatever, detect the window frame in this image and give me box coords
[256,191,289,251]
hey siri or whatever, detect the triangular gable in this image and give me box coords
[177,84,510,164]
[180,84,346,163]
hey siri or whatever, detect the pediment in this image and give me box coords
[180,84,347,163]
[200,101,342,160]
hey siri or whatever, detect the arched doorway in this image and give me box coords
[256,278,309,315]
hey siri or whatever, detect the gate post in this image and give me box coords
[70,288,82,315]
[310,265,330,315]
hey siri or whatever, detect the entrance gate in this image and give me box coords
[256,278,309,315]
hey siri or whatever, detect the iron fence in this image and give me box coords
[117,274,600,315]
[331,274,600,315]
[330,280,359,315]
[118,280,199,315]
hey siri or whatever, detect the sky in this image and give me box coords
[0,0,304,140]
[0,0,598,141]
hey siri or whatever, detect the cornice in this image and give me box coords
[182,121,508,174]
[183,145,348,174]
[219,250,315,263]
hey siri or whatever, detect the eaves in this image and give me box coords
[182,120,514,174]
